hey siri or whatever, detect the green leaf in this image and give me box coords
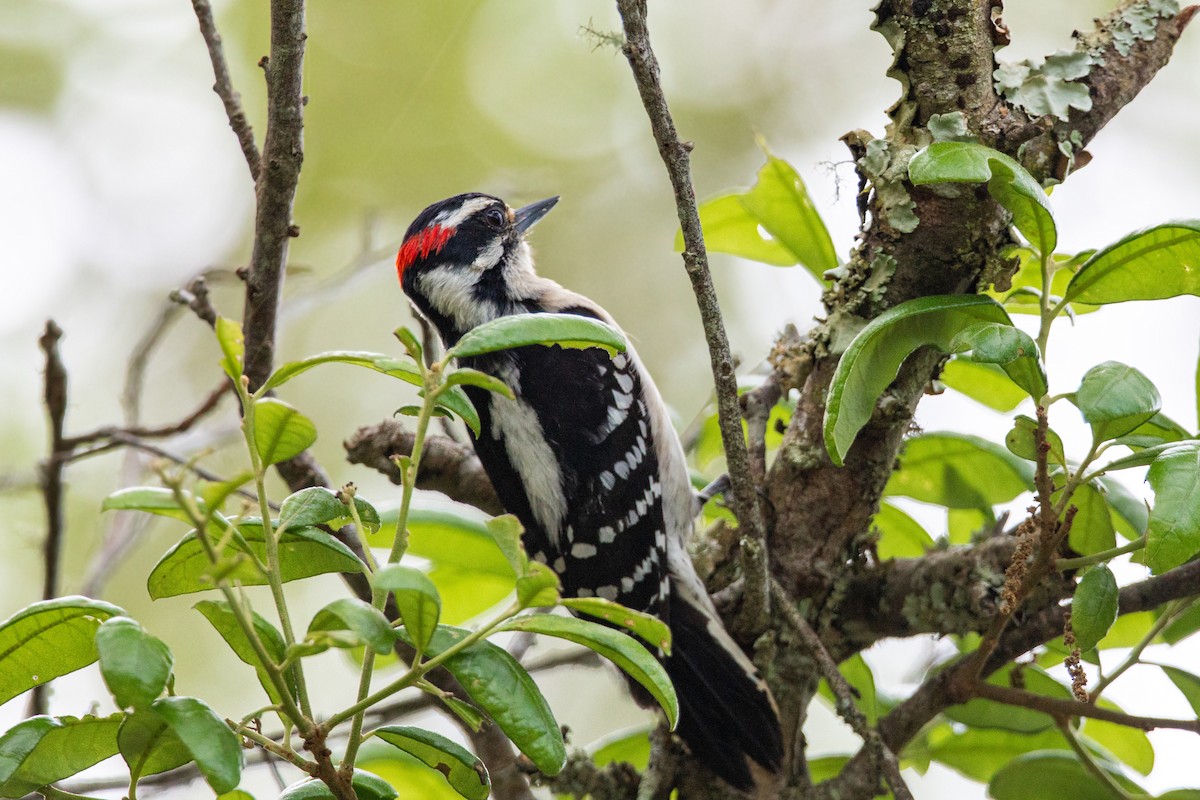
[501,614,678,730]
[807,755,851,782]
[149,522,363,599]
[1144,443,1200,573]
[403,626,565,775]
[199,472,255,514]
[102,486,204,523]
[306,598,397,656]
[279,771,398,800]
[1099,476,1149,540]
[1162,600,1200,644]
[884,432,1034,510]
[373,726,489,800]
[252,398,317,467]
[685,194,797,266]
[440,696,486,733]
[262,350,404,393]
[483,515,527,577]
[1114,412,1192,449]
[989,751,1145,800]
[1005,414,1067,468]
[940,359,1029,412]
[278,487,380,535]
[216,317,245,382]
[449,313,626,359]
[1081,718,1154,776]
[928,726,1068,782]
[371,508,516,623]
[949,321,1047,399]
[0,714,122,798]
[515,561,560,608]
[193,600,295,707]
[1160,665,1200,717]
[432,385,482,437]
[1075,361,1162,442]
[119,709,192,781]
[685,150,838,279]
[588,726,653,770]
[561,597,673,655]
[872,502,935,559]
[737,150,839,278]
[150,697,242,794]
[1097,440,1194,474]
[373,565,441,654]
[0,596,125,706]
[1072,566,1118,652]
[1064,221,1200,305]
[444,367,516,399]
[95,617,173,709]
[909,141,1056,254]
[947,507,993,544]
[824,295,1035,465]
[816,652,880,725]
[1063,483,1116,556]
[985,246,1096,317]
[946,665,1072,733]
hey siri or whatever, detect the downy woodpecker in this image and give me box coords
[397,193,783,790]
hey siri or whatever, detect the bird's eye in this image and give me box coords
[483,208,506,230]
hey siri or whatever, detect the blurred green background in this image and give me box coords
[1,1,1198,797]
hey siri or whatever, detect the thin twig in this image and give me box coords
[32,321,68,717]
[771,579,914,800]
[614,0,770,630]
[64,384,229,450]
[190,0,262,180]
[974,681,1200,733]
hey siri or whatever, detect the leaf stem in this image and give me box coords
[1057,720,1135,800]
[238,377,313,721]
[1056,536,1147,570]
[1089,600,1181,698]
[168,478,311,733]
[323,602,521,732]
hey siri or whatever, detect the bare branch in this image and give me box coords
[344,420,502,515]
[190,0,262,180]
[613,0,770,633]
[32,320,68,717]
[974,681,1200,734]
[772,580,913,800]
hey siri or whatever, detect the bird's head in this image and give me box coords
[396,192,558,342]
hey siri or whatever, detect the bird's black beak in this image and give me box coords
[514,196,559,234]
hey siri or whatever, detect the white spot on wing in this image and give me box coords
[571,542,598,559]
[598,526,616,544]
[597,585,618,601]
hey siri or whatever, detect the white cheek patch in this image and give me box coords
[417,265,495,331]
[472,238,504,271]
[436,197,496,230]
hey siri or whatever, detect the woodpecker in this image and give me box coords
[396,192,783,790]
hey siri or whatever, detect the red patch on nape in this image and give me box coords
[396,224,455,281]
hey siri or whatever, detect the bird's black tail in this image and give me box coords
[662,579,783,791]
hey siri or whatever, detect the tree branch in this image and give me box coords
[190,0,262,180]
[614,0,770,632]
[772,580,913,800]
[973,681,1200,734]
[241,0,306,391]
[32,321,68,717]
[344,420,502,515]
